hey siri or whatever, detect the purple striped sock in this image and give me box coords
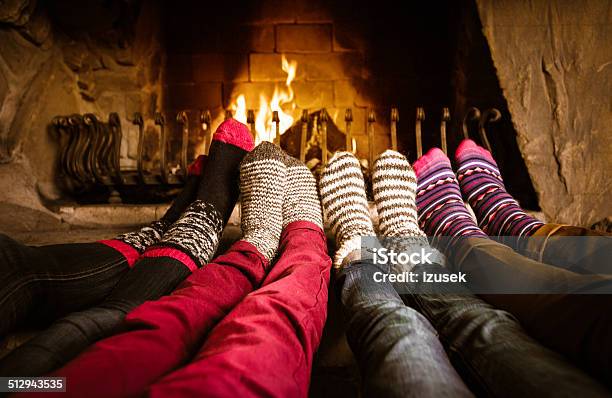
[455,139,543,237]
[413,148,487,240]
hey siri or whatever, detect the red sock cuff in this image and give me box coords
[187,155,207,176]
[212,119,255,152]
[99,240,140,267]
[141,247,199,272]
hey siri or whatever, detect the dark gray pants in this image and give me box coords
[337,243,611,397]
[0,235,190,377]
[401,263,610,397]
[337,258,474,398]
[0,234,128,338]
[451,236,612,384]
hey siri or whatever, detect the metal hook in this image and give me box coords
[176,111,189,179]
[300,110,308,162]
[391,108,399,151]
[272,111,280,146]
[320,109,328,164]
[247,109,256,140]
[199,110,212,155]
[98,119,114,178]
[440,107,450,155]
[462,107,481,140]
[345,108,353,153]
[108,112,124,185]
[367,109,376,169]
[67,114,88,183]
[478,108,501,153]
[131,112,145,183]
[154,112,168,184]
[53,116,72,178]
[83,113,104,183]
[416,107,425,158]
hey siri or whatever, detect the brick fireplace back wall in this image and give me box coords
[161,0,456,160]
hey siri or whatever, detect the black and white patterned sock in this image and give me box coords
[111,219,171,255]
[320,151,376,268]
[373,150,441,269]
[103,156,208,265]
[282,155,323,229]
[146,200,224,269]
[240,142,287,261]
[142,119,255,270]
[373,150,424,238]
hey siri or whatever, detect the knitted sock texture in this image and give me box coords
[162,155,208,224]
[373,150,434,266]
[198,119,254,224]
[153,200,224,267]
[413,148,487,240]
[282,155,323,229]
[113,219,171,254]
[455,139,543,237]
[373,150,424,238]
[240,142,287,261]
[320,151,376,267]
[112,156,208,253]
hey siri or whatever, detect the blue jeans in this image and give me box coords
[400,263,610,397]
[336,257,473,398]
[451,237,612,384]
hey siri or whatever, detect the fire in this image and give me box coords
[230,55,297,144]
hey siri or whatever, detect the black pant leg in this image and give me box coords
[0,234,128,337]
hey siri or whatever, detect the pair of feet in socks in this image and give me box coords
[118,117,323,270]
[320,140,543,267]
[320,150,427,268]
[239,142,323,262]
[413,139,543,241]
[115,118,255,267]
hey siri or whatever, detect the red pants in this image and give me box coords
[41,221,330,398]
[149,221,331,398]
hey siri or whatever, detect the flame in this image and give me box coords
[232,94,247,124]
[229,55,297,144]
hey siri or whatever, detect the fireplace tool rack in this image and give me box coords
[52,106,500,201]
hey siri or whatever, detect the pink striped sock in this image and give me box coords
[455,139,543,237]
[414,148,487,239]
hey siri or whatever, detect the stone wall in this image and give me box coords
[0,0,163,229]
[475,0,612,226]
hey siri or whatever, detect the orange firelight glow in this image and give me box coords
[229,55,297,144]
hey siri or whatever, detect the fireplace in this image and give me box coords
[0,0,609,234]
[160,0,464,163]
[1,0,611,395]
